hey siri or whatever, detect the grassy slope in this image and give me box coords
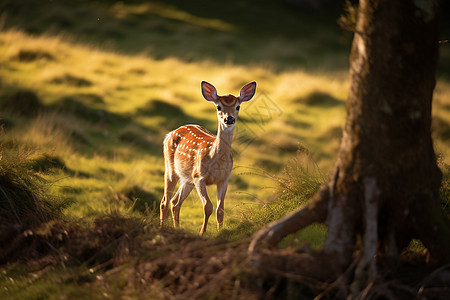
[0,0,353,232]
[0,0,449,233]
[0,0,449,237]
[0,0,449,298]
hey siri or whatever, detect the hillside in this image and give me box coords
[0,1,449,299]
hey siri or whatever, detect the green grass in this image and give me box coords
[0,0,449,298]
[0,31,345,228]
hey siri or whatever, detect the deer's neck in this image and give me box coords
[211,123,234,158]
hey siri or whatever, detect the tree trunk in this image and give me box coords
[249,0,450,293]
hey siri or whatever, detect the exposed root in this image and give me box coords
[247,250,450,300]
[252,248,341,282]
[417,263,450,296]
[351,177,380,295]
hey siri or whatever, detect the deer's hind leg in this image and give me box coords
[160,132,180,227]
[160,170,179,227]
[171,181,194,228]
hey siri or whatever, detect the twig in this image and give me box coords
[263,265,326,289]
[417,263,450,295]
[85,225,141,266]
[45,240,67,269]
[314,255,359,300]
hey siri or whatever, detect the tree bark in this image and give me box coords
[249,0,450,291]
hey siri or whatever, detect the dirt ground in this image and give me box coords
[1,214,449,299]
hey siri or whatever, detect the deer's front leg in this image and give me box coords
[216,180,228,230]
[194,178,213,235]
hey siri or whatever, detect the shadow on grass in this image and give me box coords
[2,0,450,76]
[0,83,214,157]
[138,99,184,117]
[433,116,450,142]
[294,90,344,108]
[0,0,352,72]
[107,184,160,215]
[53,95,125,124]
[28,154,90,178]
[0,89,45,117]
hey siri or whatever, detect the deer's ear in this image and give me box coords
[239,81,257,103]
[201,81,218,102]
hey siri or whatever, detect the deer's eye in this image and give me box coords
[217,106,222,111]
[236,105,240,111]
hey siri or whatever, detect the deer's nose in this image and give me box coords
[224,115,235,125]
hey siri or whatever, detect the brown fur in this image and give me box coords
[163,125,232,186]
[219,95,238,106]
[160,81,256,235]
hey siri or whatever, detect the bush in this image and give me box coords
[280,148,324,194]
[0,141,69,228]
[261,147,325,222]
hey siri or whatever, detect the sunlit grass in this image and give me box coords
[109,2,237,32]
[0,1,448,298]
[0,21,449,236]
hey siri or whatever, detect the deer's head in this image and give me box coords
[201,81,257,131]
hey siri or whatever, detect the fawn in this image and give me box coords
[160,81,257,235]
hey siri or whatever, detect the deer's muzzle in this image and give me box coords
[224,116,235,125]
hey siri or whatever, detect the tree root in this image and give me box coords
[350,177,380,294]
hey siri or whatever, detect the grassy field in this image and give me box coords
[0,0,449,298]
